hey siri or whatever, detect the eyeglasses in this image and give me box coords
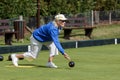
[59,20,66,22]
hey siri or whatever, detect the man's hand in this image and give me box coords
[63,53,71,61]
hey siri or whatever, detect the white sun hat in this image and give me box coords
[55,14,67,20]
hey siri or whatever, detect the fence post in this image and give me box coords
[115,38,117,45]
[75,41,78,48]
[91,10,94,27]
[109,11,112,24]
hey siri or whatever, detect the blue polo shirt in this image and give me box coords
[33,22,64,55]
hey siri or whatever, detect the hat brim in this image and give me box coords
[59,18,67,20]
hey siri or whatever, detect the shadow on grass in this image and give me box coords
[18,64,72,69]
[7,64,74,69]
[18,64,48,68]
[7,63,48,68]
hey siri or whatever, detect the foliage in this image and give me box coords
[0,0,36,18]
[0,0,120,18]
[94,0,120,11]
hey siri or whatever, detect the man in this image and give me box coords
[11,14,71,68]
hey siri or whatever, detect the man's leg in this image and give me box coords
[46,42,58,68]
[11,35,42,67]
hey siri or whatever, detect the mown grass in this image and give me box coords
[92,24,120,39]
[0,44,120,80]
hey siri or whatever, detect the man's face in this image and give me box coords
[57,20,66,27]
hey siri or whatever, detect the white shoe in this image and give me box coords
[11,54,18,67]
[46,62,58,68]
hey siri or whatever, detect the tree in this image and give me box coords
[0,0,36,19]
[0,0,120,19]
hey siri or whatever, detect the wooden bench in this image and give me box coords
[0,19,17,45]
[63,17,96,39]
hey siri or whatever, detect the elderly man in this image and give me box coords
[11,14,71,68]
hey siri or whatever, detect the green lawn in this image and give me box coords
[0,44,120,80]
